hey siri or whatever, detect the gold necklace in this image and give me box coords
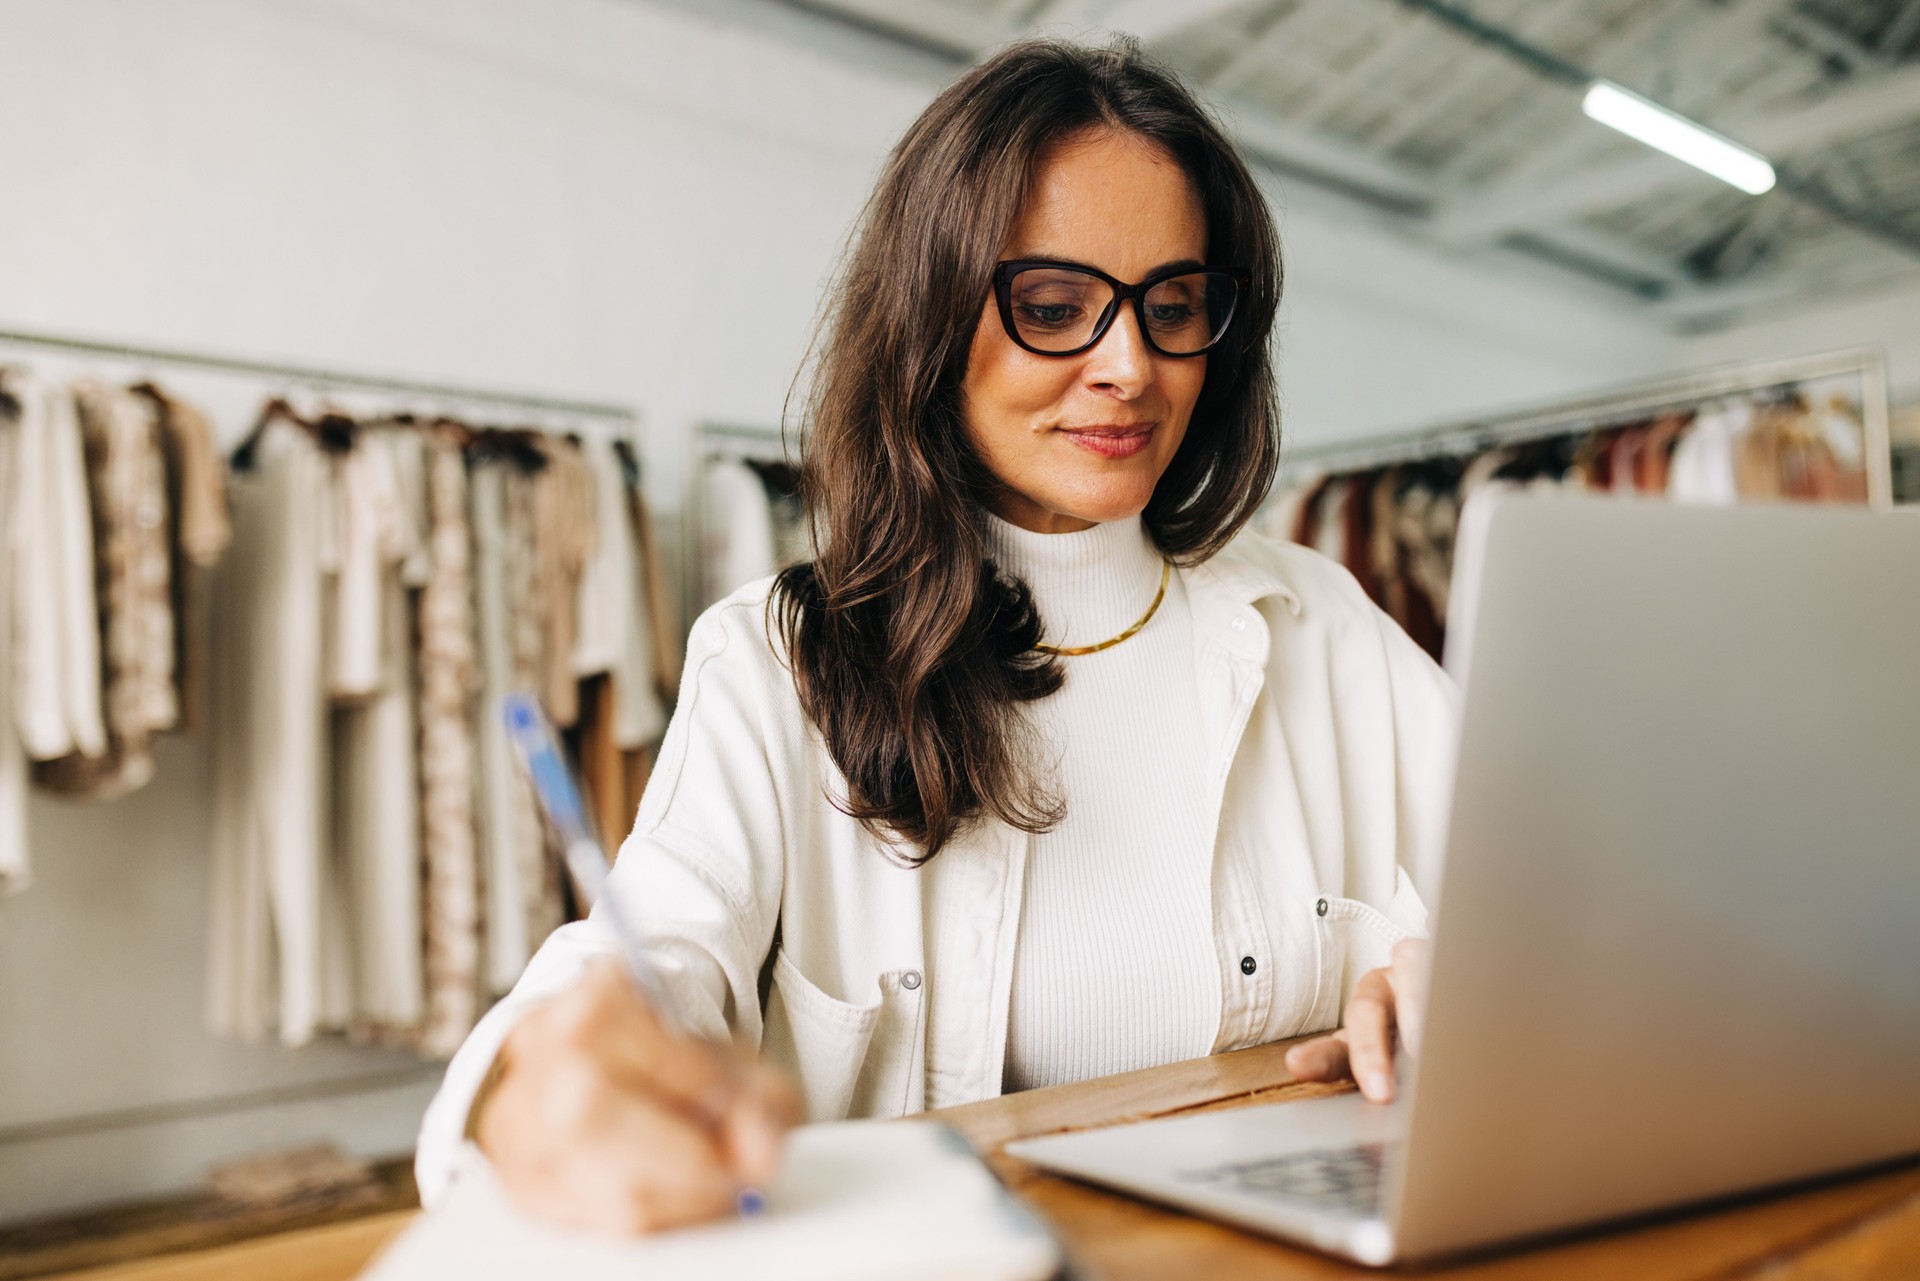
[1033,560,1172,657]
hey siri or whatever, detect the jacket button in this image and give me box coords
[1240,955,1257,976]
[1316,897,1329,917]
[900,969,922,991]
[1230,615,1248,633]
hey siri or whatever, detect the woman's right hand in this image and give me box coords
[474,957,803,1235]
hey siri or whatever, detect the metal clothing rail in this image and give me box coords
[0,325,639,425]
[1282,347,1895,510]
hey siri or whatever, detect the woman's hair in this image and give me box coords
[773,35,1282,862]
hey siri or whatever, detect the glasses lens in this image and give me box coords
[1141,272,1239,355]
[1006,267,1114,354]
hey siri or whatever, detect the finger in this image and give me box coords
[555,960,743,1125]
[719,1057,803,1185]
[1283,1030,1350,1083]
[1344,969,1398,1103]
[1390,938,1432,1059]
[509,1087,739,1236]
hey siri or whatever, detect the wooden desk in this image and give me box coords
[932,1041,1920,1280]
[44,1042,1920,1280]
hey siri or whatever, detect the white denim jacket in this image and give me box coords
[416,531,1459,1203]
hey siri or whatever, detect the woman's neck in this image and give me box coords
[985,513,1163,651]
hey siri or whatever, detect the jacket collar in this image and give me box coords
[1185,535,1304,619]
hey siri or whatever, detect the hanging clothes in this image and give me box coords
[1668,402,1749,506]
[574,436,666,752]
[0,406,27,894]
[329,427,429,1037]
[36,383,176,799]
[530,436,595,728]
[418,427,485,1060]
[471,449,560,997]
[207,423,337,1046]
[613,441,681,704]
[6,370,106,763]
[137,384,231,732]
[702,455,778,606]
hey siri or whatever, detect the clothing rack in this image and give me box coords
[0,325,640,431]
[1282,347,1894,510]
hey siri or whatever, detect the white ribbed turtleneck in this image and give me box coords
[986,514,1218,1092]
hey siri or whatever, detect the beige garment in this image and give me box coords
[530,436,595,728]
[506,465,564,958]
[701,456,777,608]
[627,482,681,703]
[419,430,485,1058]
[331,428,429,1034]
[7,371,107,762]
[37,383,175,798]
[327,431,410,700]
[472,456,555,995]
[0,411,27,893]
[140,387,230,733]
[575,437,667,751]
[207,426,337,1046]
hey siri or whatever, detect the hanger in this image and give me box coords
[230,396,358,472]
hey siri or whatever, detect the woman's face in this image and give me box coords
[961,128,1210,534]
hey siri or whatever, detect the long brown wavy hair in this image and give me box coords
[773,36,1282,863]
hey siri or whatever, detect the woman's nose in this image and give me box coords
[1081,304,1153,398]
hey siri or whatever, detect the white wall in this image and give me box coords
[1677,279,1920,407]
[0,0,1907,1221]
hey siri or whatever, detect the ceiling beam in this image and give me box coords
[1208,0,1343,97]
[1653,244,1920,328]
[1288,8,1435,126]
[1885,0,1920,56]
[1432,61,1920,247]
[779,0,1013,57]
[1090,0,1260,44]
[1366,0,1589,153]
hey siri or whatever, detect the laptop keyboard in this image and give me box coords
[1174,1141,1395,1218]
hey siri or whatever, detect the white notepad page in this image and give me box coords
[360,1119,1063,1281]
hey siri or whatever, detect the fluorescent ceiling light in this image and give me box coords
[1582,80,1776,195]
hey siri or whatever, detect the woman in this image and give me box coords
[417,36,1455,1233]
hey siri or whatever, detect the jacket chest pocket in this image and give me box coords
[761,950,926,1122]
[1309,894,1414,1027]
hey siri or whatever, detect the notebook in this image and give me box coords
[360,1119,1064,1281]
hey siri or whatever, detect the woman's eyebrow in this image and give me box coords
[1019,254,1209,277]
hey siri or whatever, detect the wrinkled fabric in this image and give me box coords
[530,437,594,728]
[208,426,336,1046]
[7,371,106,763]
[418,430,485,1059]
[472,455,559,996]
[36,383,174,799]
[140,386,229,732]
[332,428,430,1036]
[575,436,666,752]
[0,409,27,894]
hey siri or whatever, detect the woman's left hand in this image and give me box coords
[1283,938,1431,1103]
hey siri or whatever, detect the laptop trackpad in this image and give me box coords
[1004,1091,1404,1256]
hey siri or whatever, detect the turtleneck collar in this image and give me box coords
[985,513,1165,651]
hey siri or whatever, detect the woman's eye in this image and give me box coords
[1146,303,1198,328]
[1017,303,1084,329]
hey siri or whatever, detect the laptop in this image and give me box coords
[1004,490,1920,1266]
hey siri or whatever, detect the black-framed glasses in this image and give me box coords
[992,259,1249,358]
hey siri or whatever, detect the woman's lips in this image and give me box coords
[1059,423,1154,459]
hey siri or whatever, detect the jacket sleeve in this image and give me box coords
[1373,608,1460,940]
[415,587,793,1205]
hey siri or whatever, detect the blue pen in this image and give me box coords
[500,692,770,1218]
